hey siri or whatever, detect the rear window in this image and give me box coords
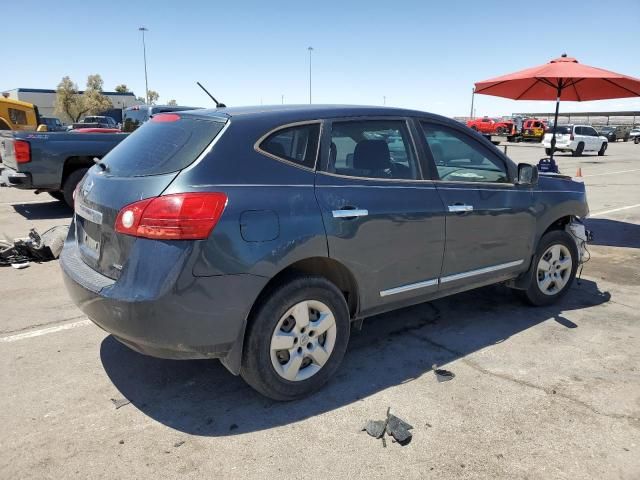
[548,126,572,134]
[102,114,225,177]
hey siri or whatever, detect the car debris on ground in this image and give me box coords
[363,407,414,446]
[433,364,455,382]
[0,226,68,268]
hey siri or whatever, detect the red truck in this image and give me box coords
[466,116,516,135]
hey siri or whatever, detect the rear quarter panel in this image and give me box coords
[162,119,329,278]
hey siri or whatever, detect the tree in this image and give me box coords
[167,99,177,106]
[82,74,113,115]
[54,75,113,122]
[114,84,130,93]
[54,76,89,122]
[147,90,160,105]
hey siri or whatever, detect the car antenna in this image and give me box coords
[196,81,226,108]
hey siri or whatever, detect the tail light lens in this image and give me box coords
[570,133,575,140]
[115,193,228,240]
[15,140,31,163]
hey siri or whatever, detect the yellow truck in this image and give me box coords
[0,96,40,131]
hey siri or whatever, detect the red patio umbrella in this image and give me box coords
[474,54,640,159]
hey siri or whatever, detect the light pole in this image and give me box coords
[139,27,149,104]
[469,87,475,119]
[307,46,313,104]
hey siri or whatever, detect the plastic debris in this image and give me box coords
[363,408,413,447]
[0,226,69,267]
[110,397,131,409]
[432,364,455,382]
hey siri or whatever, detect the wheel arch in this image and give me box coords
[220,256,360,375]
[61,156,97,187]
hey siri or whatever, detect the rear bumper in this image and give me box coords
[60,232,268,361]
[0,165,32,188]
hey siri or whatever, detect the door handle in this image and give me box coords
[332,208,369,219]
[448,204,474,213]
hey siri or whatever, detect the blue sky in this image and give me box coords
[4,0,640,117]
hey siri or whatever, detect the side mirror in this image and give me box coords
[517,163,538,185]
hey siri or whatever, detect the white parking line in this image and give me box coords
[585,168,640,178]
[0,319,91,343]
[590,204,640,217]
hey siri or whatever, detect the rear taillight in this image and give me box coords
[115,193,228,240]
[15,140,31,163]
[570,133,575,140]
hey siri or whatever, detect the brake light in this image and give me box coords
[115,193,228,240]
[570,133,575,140]
[151,113,180,123]
[15,140,31,163]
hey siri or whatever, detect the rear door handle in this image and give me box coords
[332,208,369,219]
[448,204,474,213]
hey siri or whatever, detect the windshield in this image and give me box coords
[102,114,225,177]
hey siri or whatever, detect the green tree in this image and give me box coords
[147,90,160,105]
[167,99,177,106]
[114,84,130,93]
[54,76,89,122]
[82,74,113,115]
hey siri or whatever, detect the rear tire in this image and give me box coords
[48,191,65,202]
[572,142,584,157]
[545,148,552,155]
[598,142,607,156]
[240,276,350,401]
[519,230,578,307]
[62,168,88,207]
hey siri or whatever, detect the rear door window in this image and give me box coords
[259,123,320,169]
[102,114,225,177]
[326,120,419,180]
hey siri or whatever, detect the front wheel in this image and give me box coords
[519,230,578,306]
[598,142,607,156]
[241,276,350,400]
[48,191,65,202]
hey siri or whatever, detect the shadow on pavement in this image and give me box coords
[586,218,640,249]
[100,279,610,437]
[12,201,72,220]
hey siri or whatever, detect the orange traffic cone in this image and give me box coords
[574,167,584,182]
[576,167,582,177]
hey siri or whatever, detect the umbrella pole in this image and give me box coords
[549,83,562,162]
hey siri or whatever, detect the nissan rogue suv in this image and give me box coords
[61,105,590,400]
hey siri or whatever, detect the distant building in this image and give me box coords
[2,88,141,122]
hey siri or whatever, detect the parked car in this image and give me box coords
[466,116,515,135]
[630,127,640,144]
[0,130,128,205]
[596,125,631,142]
[71,116,118,130]
[39,116,66,132]
[521,118,547,141]
[122,104,200,132]
[542,125,607,156]
[61,105,589,400]
[0,96,40,131]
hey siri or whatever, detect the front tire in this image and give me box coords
[598,142,607,156]
[241,276,350,400]
[520,230,578,306]
[48,191,65,202]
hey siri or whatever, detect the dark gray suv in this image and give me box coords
[61,105,589,400]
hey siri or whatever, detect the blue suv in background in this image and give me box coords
[61,105,589,400]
